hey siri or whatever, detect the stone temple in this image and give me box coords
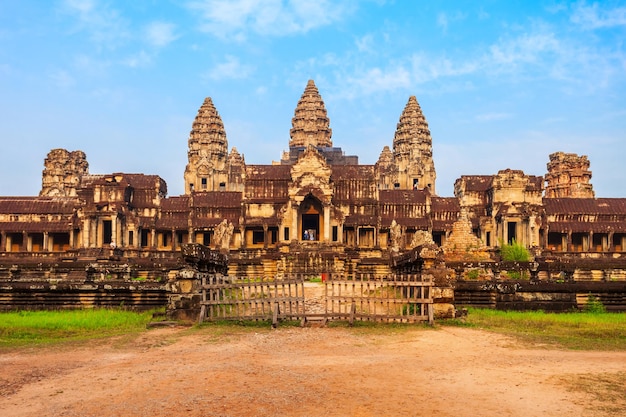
[1,80,625,277]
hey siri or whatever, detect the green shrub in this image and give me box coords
[584,294,607,314]
[500,239,530,262]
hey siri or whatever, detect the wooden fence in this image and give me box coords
[198,273,433,326]
[324,274,433,324]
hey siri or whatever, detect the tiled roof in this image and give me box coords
[331,165,376,179]
[161,196,190,211]
[191,192,242,207]
[0,221,73,232]
[547,221,626,233]
[458,175,493,192]
[246,165,291,180]
[156,212,188,229]
[431,197,460,212]
[0,197,78,214]
[379,189,428,204]
[544,198,626,214]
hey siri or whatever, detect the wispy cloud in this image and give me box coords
[206,55,254,80]
[61,0,129,47]
[437,11,466,33]
[144,22,178,48]
[187,0,354,41]
[122,51,152,68]
[570,2,626,29]
[355,34,375,53]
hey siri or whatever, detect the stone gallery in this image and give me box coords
[1,80,625,279]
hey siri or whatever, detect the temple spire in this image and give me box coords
[392,96,436,194]
[289,80,332,148]
[184,97,229,194]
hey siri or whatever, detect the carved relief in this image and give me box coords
[214,219,234,252]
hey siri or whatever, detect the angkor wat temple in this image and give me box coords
[1,80,625,279]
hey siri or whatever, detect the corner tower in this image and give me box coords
[544,152,594,198]
[184,98,229,194]
[40,149,89,197]
[392,96,436,194]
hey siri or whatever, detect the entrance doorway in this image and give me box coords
[300,195,321,241]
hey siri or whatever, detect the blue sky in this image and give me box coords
[1,0,625,198]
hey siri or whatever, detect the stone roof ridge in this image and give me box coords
[289,79,332,149]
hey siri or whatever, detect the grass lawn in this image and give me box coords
[0,309,155,348]
[449,308,626,350]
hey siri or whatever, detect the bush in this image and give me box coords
[500,239,530,262]
[584,294,607,314]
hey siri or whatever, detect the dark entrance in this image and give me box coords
[300,195,322,241]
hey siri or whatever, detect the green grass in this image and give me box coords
[0,309,155,348]
[446,308,626,350]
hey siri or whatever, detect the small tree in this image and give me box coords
[500,239,530,262]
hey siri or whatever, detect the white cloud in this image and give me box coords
[355,34,374,53]
[487,32,560,69]
[338,66,411,99]
[123,51,152,68]
[145,22,178,48]
[570,2,626,29]
[61,0,129,47]
[206,55,254,80]
[437,10,466,33]
[187,0,353,41]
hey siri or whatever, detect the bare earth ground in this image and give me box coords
[1,325,626,417]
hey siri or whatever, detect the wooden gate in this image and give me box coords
[198,273,433,325]
[198,276,305,325]
[322,274,433,324]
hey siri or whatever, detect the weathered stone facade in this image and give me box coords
[545,151,594,198]
[1,79,626,279]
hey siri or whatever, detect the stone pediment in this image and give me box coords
[289,146,333,203]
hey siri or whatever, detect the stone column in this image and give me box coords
[22,232,28,251]
[323,205,330,242]
[111,216,117,246]
[83,218,90,248]
[292,206,298,241]
[43,231,49,252]
[263,224,269,248]
[0,232,5,252]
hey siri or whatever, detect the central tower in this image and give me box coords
[289,79,332,148]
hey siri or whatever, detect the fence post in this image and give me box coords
[349,300,356,326]
[272,301,280,328]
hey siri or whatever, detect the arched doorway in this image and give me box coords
[300,194,322,241]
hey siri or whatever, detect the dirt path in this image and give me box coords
[1,326,625,417]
